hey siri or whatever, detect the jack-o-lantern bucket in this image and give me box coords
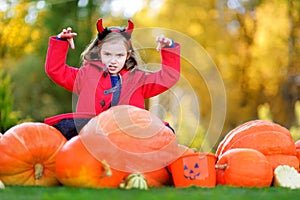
[169,153,217,188]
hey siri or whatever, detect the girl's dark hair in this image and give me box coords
[81,32,142,70]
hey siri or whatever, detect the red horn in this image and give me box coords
[97,18,105,34]
[125,19,134,36]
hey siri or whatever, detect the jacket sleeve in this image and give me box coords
[45,36,79,93]
[142,42,181,98]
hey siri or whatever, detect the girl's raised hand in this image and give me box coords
[57,27,77,49]
[156,34,173,51]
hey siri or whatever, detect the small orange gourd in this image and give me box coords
[0,122,66,186]
[215,148,273,187]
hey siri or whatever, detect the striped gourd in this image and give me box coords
[120,173,148,190]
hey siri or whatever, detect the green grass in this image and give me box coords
[0,186,299,200]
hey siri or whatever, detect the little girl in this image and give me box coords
[44,18,180,139]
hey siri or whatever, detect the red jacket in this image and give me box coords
[44,37,180,124]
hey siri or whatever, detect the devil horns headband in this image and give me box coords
[96,18,134,41]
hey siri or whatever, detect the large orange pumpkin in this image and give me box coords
[55,105,182,188]
[216,120,299,171]
[55,135,129,188]
[0,122,66,186]
[215,148,273,187]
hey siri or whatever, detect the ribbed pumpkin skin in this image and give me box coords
[216,148,273,187]
[67,105,176,188]
[0,122,66,186]
[55,136,129,188]
[216,120,298,170]
[55,136,173,188]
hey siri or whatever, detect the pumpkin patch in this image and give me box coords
[3,110,300,189]
[55,105,181,188]
[216,120,299,171]
[0,122,66,186]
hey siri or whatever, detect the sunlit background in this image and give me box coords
[1,0,300,152]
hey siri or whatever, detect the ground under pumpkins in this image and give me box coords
[0,105,300,190]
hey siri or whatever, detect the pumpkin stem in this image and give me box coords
[101,160,112,177]
[215,163,227,170]
[34,163,44,179]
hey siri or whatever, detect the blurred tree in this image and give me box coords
[0,70,19,132]
[0,0,148,121]
[0,2,34,58]
[0,0,105,121]
[2,0,300,150]
[0,1,45,121]
[282,0,300,127]
[134,0,300,150]
[247,0,292,127]
[215,0,300,131]
[134,0,231,150]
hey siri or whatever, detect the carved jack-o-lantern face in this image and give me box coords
[184,163,201,180]
[182,156,209,181]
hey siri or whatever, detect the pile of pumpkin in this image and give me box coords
[0,105,300,189]
[215,120,300,188]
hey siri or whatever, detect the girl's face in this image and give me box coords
[100,40,128,76]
